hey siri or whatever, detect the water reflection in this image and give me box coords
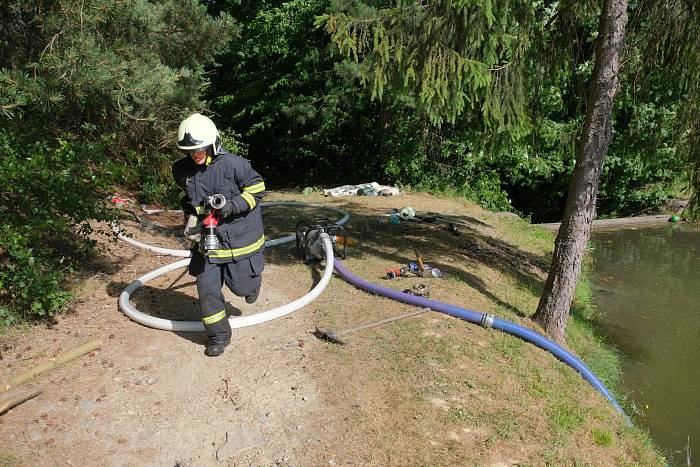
[591,225,699,464]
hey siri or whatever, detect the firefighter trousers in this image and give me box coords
[189,251,264,344]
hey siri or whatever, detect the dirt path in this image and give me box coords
[0,220,323,466]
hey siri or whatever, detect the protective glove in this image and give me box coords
[180,195,196,216]
[217,200,237,218]
[184,214,201,243]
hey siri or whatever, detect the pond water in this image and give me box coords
[590,224,699,465]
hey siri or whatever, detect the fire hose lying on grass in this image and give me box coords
[113,201,630,423]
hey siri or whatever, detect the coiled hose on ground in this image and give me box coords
[115,201,349,330]
[118,235,334,331]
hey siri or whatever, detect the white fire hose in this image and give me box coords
[114,202,348,331]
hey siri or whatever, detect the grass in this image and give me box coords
[0,452,22,466]
[592,427,615,447]
[264,191,664,465]
[491,333,525,363]
[550,400,586,435]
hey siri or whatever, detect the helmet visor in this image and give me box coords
[178,131,204,150]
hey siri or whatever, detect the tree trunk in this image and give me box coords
[533,0,629,342]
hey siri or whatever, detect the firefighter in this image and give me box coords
[172,113,266,357]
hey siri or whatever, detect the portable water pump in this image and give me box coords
[295,217,349,263]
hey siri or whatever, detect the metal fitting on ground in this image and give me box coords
[309,232,331,260]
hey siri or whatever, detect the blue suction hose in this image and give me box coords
[332,259,630,424]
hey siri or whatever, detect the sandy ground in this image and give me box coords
[0,215,326,466]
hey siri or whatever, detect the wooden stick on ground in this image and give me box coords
[0,339,102,394]
[413,248,426,273]
[0,387,43,415]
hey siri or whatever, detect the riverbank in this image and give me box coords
[538,214,680,231]
[0,192,662,465]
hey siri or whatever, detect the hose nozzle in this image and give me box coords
[207,193,226,210]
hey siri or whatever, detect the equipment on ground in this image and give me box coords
[403,283,430,298]
[313,307,431,345]
[410,248,444,278]
[398,206,416,220]
[385,267,407,279]
[295,217,348,263]
[114,201,631,423]
[408,262,444,278]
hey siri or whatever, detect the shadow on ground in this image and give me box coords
[113,202,550,321]
[262,201,549,316]
[106,279,247,346]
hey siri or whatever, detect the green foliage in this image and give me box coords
[208,0,519,209]
[625,0,700,219]
[550,400,585,434]
[591,427,614,447]
[219,128,249,160]
[0,133,114,328]
[0,0,235,328]
[318,0,533,132]
[302,186,320,195]
[485,1,690,221]
[209,0,388,185]
[209,0,688,220]
[313,0,691,221]
[1,0,697,331]
[0,0,234,146]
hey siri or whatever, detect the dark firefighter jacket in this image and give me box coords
[172,148,266,264]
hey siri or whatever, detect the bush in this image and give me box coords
[0,0,235,330]
[0,134,114,329]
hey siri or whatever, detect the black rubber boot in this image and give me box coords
[205,341,230,357]
[245,287,260,304]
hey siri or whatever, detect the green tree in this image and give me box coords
[0,0,234,326]
[317,0,534,132]
[624,0,700,219]
[318,0,634,343]
[533,0,629,341]
[0,0,234,145]
[207,0,389,185]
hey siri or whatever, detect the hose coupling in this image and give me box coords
[207,193,227,210]
[480,314,495,329]
[295,217,348,262]
[309,232,330,259]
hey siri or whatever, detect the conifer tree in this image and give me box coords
[627,0,700,219]
[319,0,629,342]
[317,0,534,133]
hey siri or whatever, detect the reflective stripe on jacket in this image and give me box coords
[172,148,266,263]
